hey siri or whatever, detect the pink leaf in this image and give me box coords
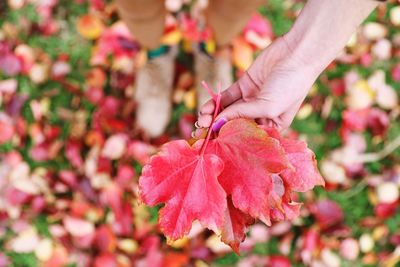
[63,216,95,237]
[243,13,274,38]
[0,113,14,144]
[310,200,344,230]
[0,53,22,76]
[93,253,118,267]
[269,255,291,267]
[65,140,83,168]
[101,134,127,160]
[0,79,17,93]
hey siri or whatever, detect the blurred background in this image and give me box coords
[1,0,400,266]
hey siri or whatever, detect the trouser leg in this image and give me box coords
[115,0,166,49]
[206,0,264,46]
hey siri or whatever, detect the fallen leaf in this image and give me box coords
[101,134,127,160]
[63,216,95,237]
[233,38,254,71]
[77,14,104,40]
[10,227,40,253]
[310,200,344,230]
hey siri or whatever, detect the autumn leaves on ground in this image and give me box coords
[1,1,400,267]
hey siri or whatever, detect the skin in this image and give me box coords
[197,0,379,131]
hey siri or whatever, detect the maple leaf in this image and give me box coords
[267,174,302,221]
[220,197,255,253]
[139,82,324,253]
[210,121,323,250]
[262,127,325,192]
[202,119,289,225]
[139,140,226,240]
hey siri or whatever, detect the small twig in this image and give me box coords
[342,181,368,199]
[354,135,400,163]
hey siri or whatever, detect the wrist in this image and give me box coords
[279,31,329,80]
[282,27,333,74]
[282,0,377,73]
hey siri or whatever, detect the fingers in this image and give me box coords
[219,82,242,108]
[219,71,260,108]
[199,99,215,116]
[198,81,242,118]
[275,101,302,129]
[197,114,213,128]
[256,118,278,128]
[215,99,269,122]
[196,88,236,128]
[191,128,204,139]
[196,99,299,132]
[197,71,260,128]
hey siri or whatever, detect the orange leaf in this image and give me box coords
[77,15,104,40]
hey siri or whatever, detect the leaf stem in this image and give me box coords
[201,81,218,102]
[200,83,222,156]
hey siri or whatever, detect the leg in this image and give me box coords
[115,0,166,49]
[195,0,263,110]
[206,0,264,46]
[115,0,175,137]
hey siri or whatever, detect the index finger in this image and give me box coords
[199,81,242,116]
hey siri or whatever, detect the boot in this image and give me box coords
[135,47,176,138]
[194,45,233,109]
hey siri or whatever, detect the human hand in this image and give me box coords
[197,37,321,130]
[197,0,378,131]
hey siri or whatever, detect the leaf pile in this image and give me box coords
[1,0,400,266]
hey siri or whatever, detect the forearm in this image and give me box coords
[284,0,378,71]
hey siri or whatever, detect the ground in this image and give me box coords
[0,0,400,266]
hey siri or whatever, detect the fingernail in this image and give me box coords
[212,117,227,132]
[191,129,203,139]
[194,121,201,129]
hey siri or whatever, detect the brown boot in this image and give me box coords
[135,47,176,138]
[194,46,233,109]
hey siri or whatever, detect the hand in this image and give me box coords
[197,37,321,130]
[197,0,378,131]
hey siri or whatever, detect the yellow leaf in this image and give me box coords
[182,40,193,53]
[161,30,182,46]
[77,15,104,40]
[205,40,216,54]
[35,239,53,262]
[168,237,189,249]
[118,239,138,254]
[296,104,313,120]
[233,38,253,71]
[183,89,196,110]
[346,80,375,109]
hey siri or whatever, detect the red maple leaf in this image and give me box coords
[201,119,289,225]
[139,82,324,253]
[139,140,226,240]
[220,197,255,253]
[268,174,302,221]
[262,127,325,192]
